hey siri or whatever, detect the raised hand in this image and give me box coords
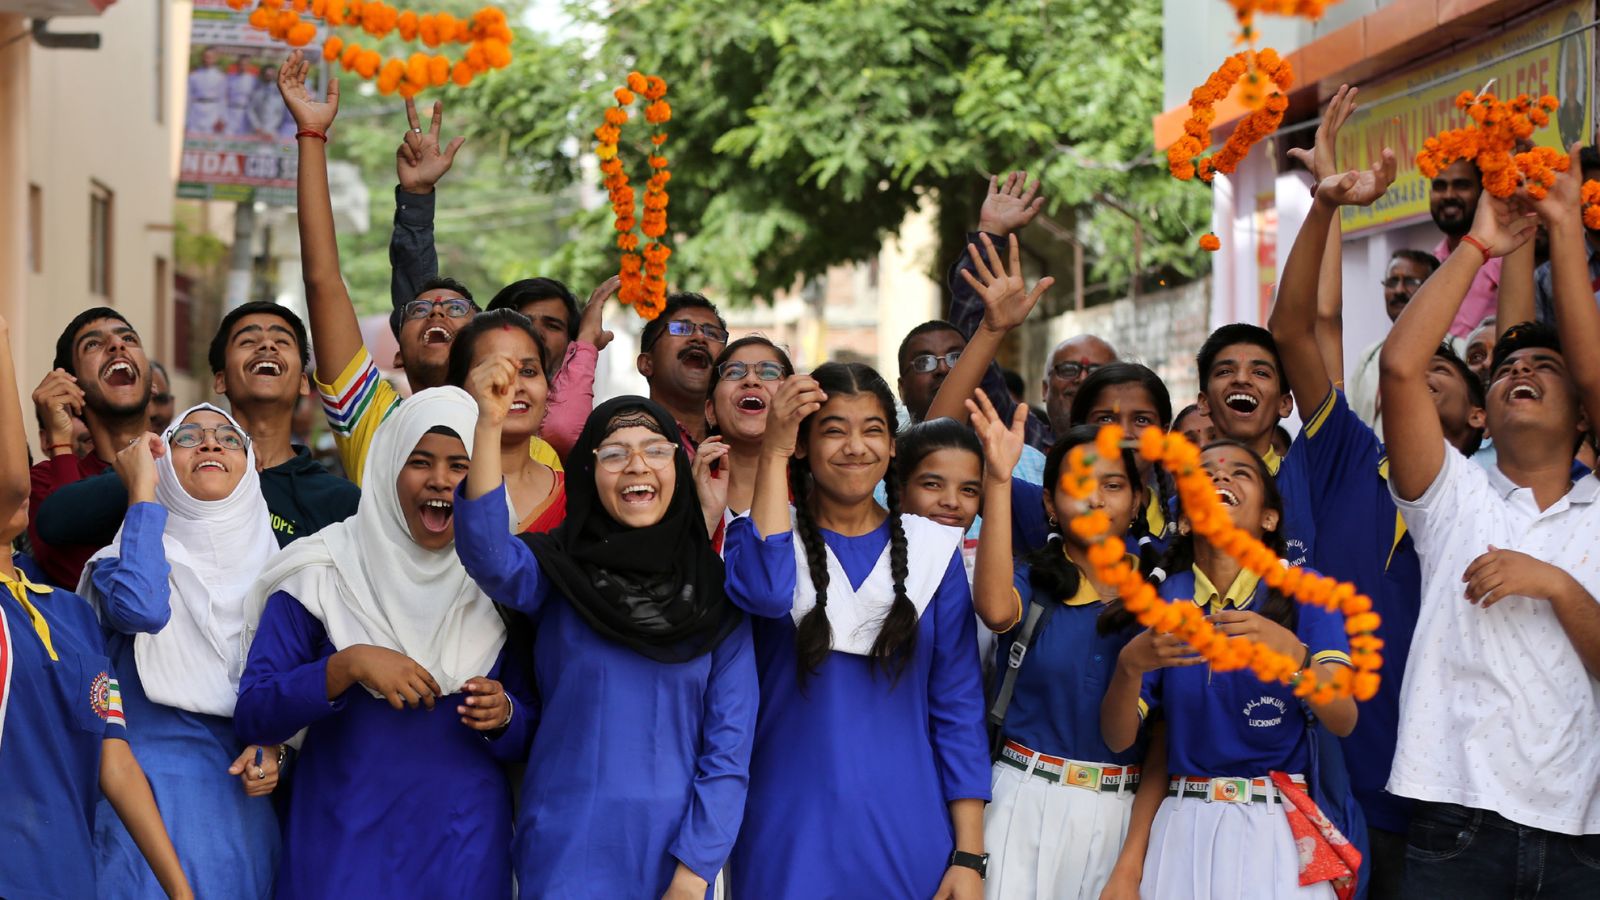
[457,677,511,731]
[761,375,827,459]
[965,390,1025,485]
[1314,147,1398,209]
[577,275,621,352]
[977,171,1045,237]
[112,432,164,506]
[691,436,731,535]
[1466,191,1540,259]
[1287,83,1358,184]
[464,354,519,427]
[31,369,84,451]
[276,49,339,133]
[960,233,1055,335]
[1522,141,1585,228]
[397,97,466,195]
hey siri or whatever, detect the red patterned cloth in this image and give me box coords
[1271,770,1361,900]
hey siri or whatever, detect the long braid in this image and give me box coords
[790,457,835,680]
[870,474,918,682]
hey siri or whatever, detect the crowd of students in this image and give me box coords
[6,55,1600,900]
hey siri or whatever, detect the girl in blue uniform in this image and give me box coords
[723,362,991,899]
[82,404,282,899]
[235,387,532,900]
[1069,363,1176,548]
[0,315,191,900]
[1100,441,1357,900]
[702,335,795,549]
[454,382,755,899]
[969,401,1151,899]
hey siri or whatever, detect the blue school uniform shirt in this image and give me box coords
[1274,440,1316,569]
[0,557,127,900]
[1297,388,1421,834]
[1141,568,1350,778]
[997,558,1143,766]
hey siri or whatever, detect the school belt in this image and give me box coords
[1167,773,1306,805]
[997,740,1140,793]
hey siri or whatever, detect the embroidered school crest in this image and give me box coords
[90,671,112,720]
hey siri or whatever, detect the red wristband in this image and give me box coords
[1460,234,1491,263]
[295,128,328,143]
[45,443,72,453]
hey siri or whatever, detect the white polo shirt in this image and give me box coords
[1387,444,1600,835]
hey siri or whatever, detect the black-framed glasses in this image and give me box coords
[169,424,248,450]
[594,440,678,473]
[909,351,962,374]
[1050,360,1103,381]
[717,360,785,382]
[402,297,475,321]
[663,320,729,344]
[1381,276,1426,291]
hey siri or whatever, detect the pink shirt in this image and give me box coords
[1436,237,1503,339]
[538,339,598,460]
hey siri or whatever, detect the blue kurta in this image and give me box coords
[453,484,758,898]
[722,516,991,900]
[89,502,279,900]
[0,556,127,900]
[234,591,531,900]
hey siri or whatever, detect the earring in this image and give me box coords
[1048,515,1059,528]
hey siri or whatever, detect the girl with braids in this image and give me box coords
[446,308,566,534]
[723,362,991,900]
[1069,362,1177,548]
[968,397,1157,900]
[699,335,794,547]
[1099,441,1358,900]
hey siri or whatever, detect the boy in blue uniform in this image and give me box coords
[0,312,191,899]
[1269,101,1481,898]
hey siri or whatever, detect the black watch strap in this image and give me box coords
[948,850,989,879]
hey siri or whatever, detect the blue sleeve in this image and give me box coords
[91,503,173,634]
[1298,388,1382,514]
[669,616,758,881]
[481,646,537,764]
[1534,262,1556,325]
[1010,478,1051,555]
[926,550,992,803]
[948,232,1053,451]
[390,186,437,310]
[721,516,798,619]
[234,591,345,746]
[1298,600,1353,668]
[36,469,128,549]
[452,483,551,618]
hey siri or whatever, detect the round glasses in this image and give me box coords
[717,360,786,382]
[169,424,248,451]
[402,297,475,321]
[594,440,677,473]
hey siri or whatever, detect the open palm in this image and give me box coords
[960,233,1054,333]
[1315,148,1397,209]
[276,50,339,133]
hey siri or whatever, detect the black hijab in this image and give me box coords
[521,396,740,662]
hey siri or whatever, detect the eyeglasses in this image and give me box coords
[594,440,678,473]
[717,360,786,382]
[169,423,248,450]
[909,351,962,374]
[1050,360,1103,381]
[1381,276,1426,291]
[402,297,475,321]
[662,320,729,344]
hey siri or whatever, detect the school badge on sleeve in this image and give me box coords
[89,672,125,728]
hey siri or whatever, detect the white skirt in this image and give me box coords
[1141,794,1336,900]
[984,762,1135,900]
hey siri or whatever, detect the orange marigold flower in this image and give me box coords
[627,71,649,92]
[1199,233,1222,252]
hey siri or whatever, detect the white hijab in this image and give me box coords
[81,403,278,718]
[242,387,507,696]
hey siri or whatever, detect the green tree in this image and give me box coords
[464,0,1209,308]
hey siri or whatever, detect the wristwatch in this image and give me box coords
[948,850,989,879]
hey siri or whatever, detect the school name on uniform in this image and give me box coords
[1242,695,1287,729]
[271,514,298,539]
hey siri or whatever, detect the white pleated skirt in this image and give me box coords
[984,762,1136,900]
[1141,794,1337,900]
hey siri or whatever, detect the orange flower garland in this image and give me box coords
[226,0,513,97]
[1168,49,1293,184]
[596,73,672,320]
[1065,424,1382,705]
[1416,92,1562,198]
[1198,233,1222,252]
[1583,180,1600,231]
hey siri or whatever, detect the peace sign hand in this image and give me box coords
[397,97,466,195]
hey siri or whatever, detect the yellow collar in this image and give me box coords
[1263,445,1282,476]
[1145,491,1166,536]
[1063,551,1137,606]
[1191,565,1261,614]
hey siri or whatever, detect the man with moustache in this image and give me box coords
[636,292,728,449]
[34,302,360,551]
[28,308,154,586]
[1344,249,1441,429]
[896,320,966,426]
[1430,160,1502,340]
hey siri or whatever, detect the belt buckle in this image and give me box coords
[1065,762,1102,792]
[1208,777,1251,803]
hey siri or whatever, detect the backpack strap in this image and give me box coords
[987,597,1058,759]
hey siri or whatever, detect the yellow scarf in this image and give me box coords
[1,565,56,661]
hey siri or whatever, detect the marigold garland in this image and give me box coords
[225,0,513,97]
[1168,48,1293,184]
[1064,424,1382,705]
[1583,180,1600,231]
[1198,233,1222,252]
[1416,91,1564,197]
[596,73,672,320]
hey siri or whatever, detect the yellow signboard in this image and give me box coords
[1336,1,1592,234]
